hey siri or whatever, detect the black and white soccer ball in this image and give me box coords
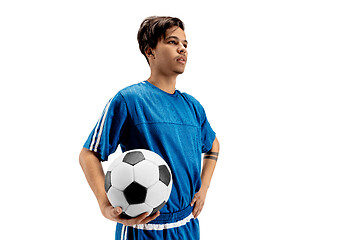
[105,149,173,218]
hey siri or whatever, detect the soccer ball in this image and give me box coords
[105,149,173,218]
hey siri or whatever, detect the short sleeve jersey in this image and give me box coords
[84,80,216,213]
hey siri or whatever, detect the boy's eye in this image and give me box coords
[168,40,187,48]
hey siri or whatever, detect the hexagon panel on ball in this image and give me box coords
[107,187,129,211]
[111,162,134,191]
[145,181,169,208]
[133,160,159,188]
[126,203,153,218]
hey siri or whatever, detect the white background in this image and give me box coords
[1,0,359,239]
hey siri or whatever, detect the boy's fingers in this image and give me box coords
[192,205,198,216]
[192,200,204,219]
[134,212,151,224]
[193,206,201,219]
[112,207,122,217]
[194,209,200,219]
[142,211,160,224]
[190,196,197,207]
[119,211,161,226]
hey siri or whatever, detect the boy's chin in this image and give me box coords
[174,68,185,75]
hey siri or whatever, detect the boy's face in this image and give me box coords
[149,26,188,75]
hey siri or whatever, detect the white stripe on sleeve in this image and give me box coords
[90,97,113,152]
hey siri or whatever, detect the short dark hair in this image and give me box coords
[137,16,185,64]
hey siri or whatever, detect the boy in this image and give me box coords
[79,16,219,239]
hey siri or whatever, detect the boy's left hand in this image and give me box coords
[190,185,209,219]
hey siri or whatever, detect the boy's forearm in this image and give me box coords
[79,148,111,211]
[201,137,220,189]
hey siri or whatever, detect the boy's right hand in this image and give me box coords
[102,205,160,226]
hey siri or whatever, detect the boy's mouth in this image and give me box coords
[176,56,187,64]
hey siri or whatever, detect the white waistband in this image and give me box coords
[132,213,194,231]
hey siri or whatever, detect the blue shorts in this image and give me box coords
[115,205,199,240]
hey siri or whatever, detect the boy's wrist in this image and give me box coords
[201,182,210,191]
[99,199,112,214]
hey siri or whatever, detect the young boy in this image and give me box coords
[79,16,219,240]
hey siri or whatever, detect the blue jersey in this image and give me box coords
[84,80,216,214]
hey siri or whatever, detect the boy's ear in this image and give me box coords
[146,48,155,58]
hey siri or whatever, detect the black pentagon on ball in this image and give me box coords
[123,182,147,204]
[150,201,166,216]
[105,171,112,193]
[123,151,146,166]
[120,213,132,219]
[159,165,171,186]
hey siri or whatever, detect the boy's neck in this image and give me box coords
[147,74,177,94]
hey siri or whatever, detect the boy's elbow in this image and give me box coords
[79,148,102,167]
[79,148,94,167]
[214,137,220,151]
[79,148,87,167]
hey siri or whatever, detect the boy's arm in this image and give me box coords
[79,148,160,225]
[190,137,220,218]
